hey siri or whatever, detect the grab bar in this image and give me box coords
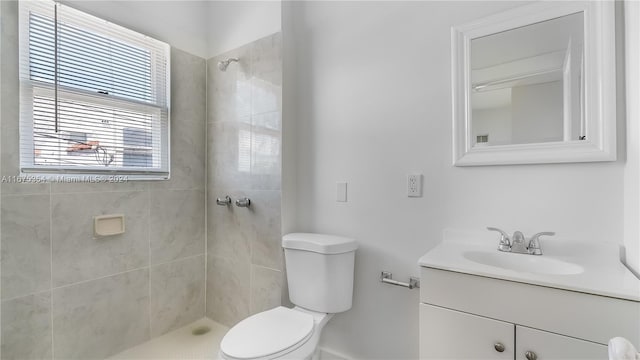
[380,271,420,289]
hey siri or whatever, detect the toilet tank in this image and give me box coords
[282,233,357,313]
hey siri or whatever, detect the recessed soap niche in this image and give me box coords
[94,214,126,237]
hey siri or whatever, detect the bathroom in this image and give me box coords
[0,0,639,359]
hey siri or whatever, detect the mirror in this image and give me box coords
[471,13,583,146]
[452,2,616,166]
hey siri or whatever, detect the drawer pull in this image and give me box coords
[494,343,505,352]
[525,351,537,360]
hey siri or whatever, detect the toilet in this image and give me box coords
[219,233,358,360]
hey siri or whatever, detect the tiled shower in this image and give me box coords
[206,32,284,327]
[0,0,282,357]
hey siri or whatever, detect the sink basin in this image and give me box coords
[418,229,640,301]
[463,251,585,275]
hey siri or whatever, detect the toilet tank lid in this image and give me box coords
[282,233,357,254]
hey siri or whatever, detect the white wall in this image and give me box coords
[60,0,211,58]
[206,1,281,58]
[283,1,631,358]
[58,1,282,59]
[624,0,640,275]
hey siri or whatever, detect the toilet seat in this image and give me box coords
[220,307,315,360]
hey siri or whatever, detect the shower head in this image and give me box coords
[217,58,239,71]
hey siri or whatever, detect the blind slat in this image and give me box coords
[32,94,160,168]
[29,12,155,104]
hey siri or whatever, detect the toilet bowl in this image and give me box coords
[219,307,333,360]
[218,233,357,360]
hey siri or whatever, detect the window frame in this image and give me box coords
[18,0,171,181]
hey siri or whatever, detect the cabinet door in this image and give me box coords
[516,325,608,360]
[420,303,514,359]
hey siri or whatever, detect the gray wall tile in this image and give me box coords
[251,112,282,191]
[50,181,148,194]
[207,44,252,123]
[207,189,253,264]
[150,48,206,192]
[0,121,50,196]
[52,269,150,360]
[250,78,282,116]
[252,109,281,131]
[150,255,205,337]
[207,121,253,190]
[51,191,149,287]
[0,1,50,196]
[206,33,283,325]
[150,189,205,265]
[171,48,207,126]
[251,33,282,114]
[251,32,283,88]
[247,190,283,270]
[206,255,250,327]
[149,114,205,191]
[251,266,282,315]
[250,33,282,115]
[0,181,50,197]
[1,292,53,360]
[1,194,51,299]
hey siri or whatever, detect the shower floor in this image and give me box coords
[109,318,229,360]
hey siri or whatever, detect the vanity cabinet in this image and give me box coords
[420,303,607,359]
[418,267,638,359]
[418,231,639,359]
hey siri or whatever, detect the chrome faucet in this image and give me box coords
[487,227,555,255]
[510,230,528,253]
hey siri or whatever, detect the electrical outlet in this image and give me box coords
[407,174,422,197]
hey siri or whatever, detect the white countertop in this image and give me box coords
[418,229,640,302]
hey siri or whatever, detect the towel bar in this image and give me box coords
[380,271,420,289]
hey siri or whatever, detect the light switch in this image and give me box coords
[336,182,348,202]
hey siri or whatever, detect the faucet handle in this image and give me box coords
[487,227,511,251]
[528,232,555,255]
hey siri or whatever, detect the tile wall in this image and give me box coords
[0,1,207,358]
[206,32,284,327]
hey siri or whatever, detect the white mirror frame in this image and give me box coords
[452,1,616,166]
[627,0,639,156]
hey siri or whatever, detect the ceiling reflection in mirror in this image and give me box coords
[470,13,584,147]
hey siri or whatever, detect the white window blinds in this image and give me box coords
[19,1,170,179]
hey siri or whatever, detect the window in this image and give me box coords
[19,1,170,180]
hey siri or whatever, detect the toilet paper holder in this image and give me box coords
[380,271,420,290]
